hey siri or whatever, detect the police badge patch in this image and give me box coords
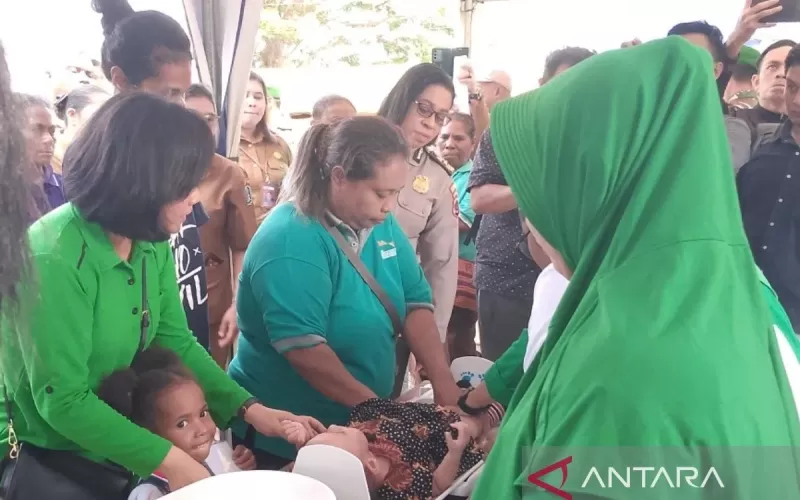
[244,184,254,206]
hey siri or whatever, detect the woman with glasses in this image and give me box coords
[378,63,460,353]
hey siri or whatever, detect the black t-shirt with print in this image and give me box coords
[170,203,210,349]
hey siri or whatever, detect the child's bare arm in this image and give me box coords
[432,449,463,496]
[432,421,472,496]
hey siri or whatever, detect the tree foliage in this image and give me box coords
[256,0,456,68]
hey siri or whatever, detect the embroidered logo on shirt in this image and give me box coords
[377,240,396,248]
[381,248,397,259]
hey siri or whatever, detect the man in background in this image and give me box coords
[737,43,800,330]
[468,47,595,361]
[476,70,512,111]
[725,46,760,109]
[733,39,796,144]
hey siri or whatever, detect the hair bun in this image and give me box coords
[92,0,135,37]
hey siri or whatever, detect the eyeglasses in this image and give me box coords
[415,100,451,126]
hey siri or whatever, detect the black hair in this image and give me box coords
[377,63,455,139]
[185,83,215,106]
[758,39,797,71]
[730,62,758,82]
[0,41,31,315]
[13,93,51,112]
[63,92,214,242]
[668,21,727,63]
[446,112,476,140]
[785,44,800,73]
[54,85,109,123]
[279,116,408,219]
[247,71,275,142]
[96,346,195,431]
[312,95,355,121]
[542,47,596,83]
[92,0,192,86]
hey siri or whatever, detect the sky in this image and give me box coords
[0,0,797,97]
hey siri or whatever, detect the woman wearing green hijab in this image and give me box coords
[471,37,800,499]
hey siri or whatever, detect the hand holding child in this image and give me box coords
[232,445,257,471]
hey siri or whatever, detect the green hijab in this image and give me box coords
[473,37,800,499]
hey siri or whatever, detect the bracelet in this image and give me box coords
[485,403,505,427]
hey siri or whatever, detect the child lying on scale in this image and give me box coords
[284,398,503,500]
[96,347,258,499]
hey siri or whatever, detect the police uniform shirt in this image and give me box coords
[393,147,460,341]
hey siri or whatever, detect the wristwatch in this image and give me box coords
[237,397,260,419]
[457,389,490,416]
[468,92,483,102]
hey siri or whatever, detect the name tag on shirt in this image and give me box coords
[381,248,397,259]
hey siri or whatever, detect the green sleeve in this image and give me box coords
[391,217,433,308]
[25,254,171,478]
[250,256,333,353]
[483,328,528,407]
[151,243,251,428]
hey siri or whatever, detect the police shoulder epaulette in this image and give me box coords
[424,147,453,174]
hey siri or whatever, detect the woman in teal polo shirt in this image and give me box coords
[0,93,321,499]
[229,116,461,469]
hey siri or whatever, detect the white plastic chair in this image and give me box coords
[293,444,371,500]
[161,470,335,500]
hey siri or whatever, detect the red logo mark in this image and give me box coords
[528,456,573,499]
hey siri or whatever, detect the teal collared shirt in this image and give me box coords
[452,160,476,261]
[230,202,433,459]
[0,204,250,477]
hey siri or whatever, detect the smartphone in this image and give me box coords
[755,0,800,23]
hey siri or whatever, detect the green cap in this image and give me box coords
[738,46,760,69]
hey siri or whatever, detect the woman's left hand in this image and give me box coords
[245,404,326,441]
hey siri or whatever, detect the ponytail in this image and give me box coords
[279,123,333,220]
[95,346,193,431]
[92,0,135,37]
[280,116,408,221]
[95,366,139,420]
[92,0,191,86]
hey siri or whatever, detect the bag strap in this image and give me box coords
[320,216,403,339]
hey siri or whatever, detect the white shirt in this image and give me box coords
[128,434,242,500]
[522,264,569,372]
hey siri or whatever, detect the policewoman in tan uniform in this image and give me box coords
[239,72,293,225]
[378,63,459,342]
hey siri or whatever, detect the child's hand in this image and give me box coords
[232,445,257,471]
[445,421,472,453]
[282,420,311,448]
